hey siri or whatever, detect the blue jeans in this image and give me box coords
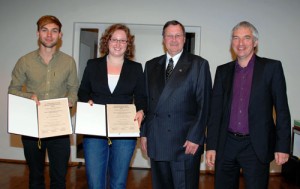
[83,136,136,189]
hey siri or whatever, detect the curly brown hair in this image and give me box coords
[99,24,135,60]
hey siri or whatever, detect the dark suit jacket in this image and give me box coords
[206,55,291,163]
[78,56,146,112]
[140,51,212,161]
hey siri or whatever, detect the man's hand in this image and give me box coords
[205,150,216,168]
[88,100,94,106]
[275,152,289,165]
[183,140,199,155]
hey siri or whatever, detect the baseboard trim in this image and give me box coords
[0,159,281,175]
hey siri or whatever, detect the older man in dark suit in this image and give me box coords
[206,21,291,189]
[140,20,212,189]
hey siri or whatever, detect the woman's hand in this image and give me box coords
[88,100,94,106]
[134,110,144,128]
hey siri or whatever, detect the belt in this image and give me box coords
[228,131,249,137]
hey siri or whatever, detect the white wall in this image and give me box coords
[1,0,300,173]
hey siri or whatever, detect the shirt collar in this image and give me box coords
[235,54,255,71]
[166,50,183,68]
[34,49,60,63]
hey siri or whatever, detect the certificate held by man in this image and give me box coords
[8,94,72,138]
[75,102,139,137]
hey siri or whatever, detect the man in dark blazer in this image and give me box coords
[140,20,212,189]
[206,21,291,189]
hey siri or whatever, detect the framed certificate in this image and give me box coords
[75,102,139,137]
[8,94,72,138]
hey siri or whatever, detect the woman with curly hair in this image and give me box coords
[78,24,147,189]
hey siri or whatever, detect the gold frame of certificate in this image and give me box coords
[75,102,139,137]
[8,94,72,138]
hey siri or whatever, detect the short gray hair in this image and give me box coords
[232,21,259,41]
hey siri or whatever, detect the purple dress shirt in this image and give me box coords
[228,55,255,135]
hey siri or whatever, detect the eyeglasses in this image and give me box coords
[109,38,128,44]
[164,34,184,40]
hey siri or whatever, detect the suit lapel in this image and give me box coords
[249,56,265,108]
[151,56,166,94]
[113,59,129,94]
[224,61,235,118]
[155,52,190,111]
[146,56,166,111]
[97,57,111,94]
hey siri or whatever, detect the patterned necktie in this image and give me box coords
[166,58,174,80]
